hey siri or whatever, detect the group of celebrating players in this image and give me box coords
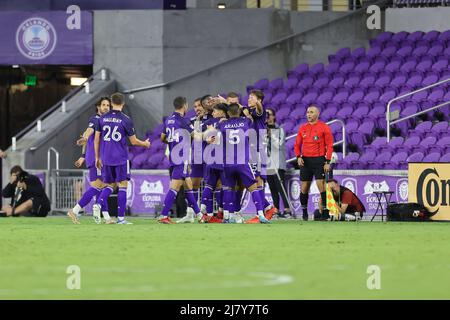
[68,90,279,225]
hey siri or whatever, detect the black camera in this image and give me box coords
[17,171,28,183]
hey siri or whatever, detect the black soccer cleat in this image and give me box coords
[302,212,309,221]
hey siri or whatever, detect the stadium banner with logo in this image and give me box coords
[408,163,450,221]
[83,170,170,215]
[82,170,409,217]
[285,171,409,217]
[0,11,92,65]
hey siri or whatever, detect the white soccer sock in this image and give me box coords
[264,204,273,211]
[257,210,265,217]
[224,210,230,220]
[102,211,111,220]
[118,216,125,221]
[72,204,82,215]
[200,204,207,214]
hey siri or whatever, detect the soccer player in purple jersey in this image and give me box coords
[243,90,278,223]
[188,97,212,216]
[215,103,270,224]
[160,96,202,224]
[94,93,150,225]
[198,103,229,223]
[67,97,111,225]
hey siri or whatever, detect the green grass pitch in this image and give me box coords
[1,217,449,299]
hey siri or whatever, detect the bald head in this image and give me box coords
[306,105,320,123]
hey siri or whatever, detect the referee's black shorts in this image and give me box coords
[300,156,327,181]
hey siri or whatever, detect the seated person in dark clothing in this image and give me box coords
[1,166,51,217]
[327,179,366,221]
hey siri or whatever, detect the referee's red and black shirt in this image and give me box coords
[294,120,333,161]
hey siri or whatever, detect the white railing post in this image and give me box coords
[61,100,66,113]
[11,137,16,151]
[386,77,450,143]
[37,120,42,132]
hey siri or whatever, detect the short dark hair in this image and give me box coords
[200,95,212,107]
[213,103,229,116]
[266,108,275,116]
[227,103,240,116]
[194,97,202,104]
[173,96,187,110]
[227,92,239,99]
[111,93,125,106]
[10,165,23,175]
[249,89,264,101]
[328,179,339,184]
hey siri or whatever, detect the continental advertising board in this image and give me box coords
[409,163,450,221]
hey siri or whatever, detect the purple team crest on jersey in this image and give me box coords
[16,17,57,60]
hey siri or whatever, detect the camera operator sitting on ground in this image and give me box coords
[324,179,365,221]
[1,166,51,217]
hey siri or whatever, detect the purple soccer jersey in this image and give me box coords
[203,116,226,170]
[85,114,100,168]
[96,110,136,166]
[218,117,253,166]
[164,112,194,167]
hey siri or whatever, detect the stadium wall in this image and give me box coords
[93,9,370,130]
[385,8,450,32]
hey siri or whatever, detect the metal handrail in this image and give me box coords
[285,119,346,163]
[123,0,391,95]
[386,77,450,142]
[47,147,60,171]
[12,68,108,144]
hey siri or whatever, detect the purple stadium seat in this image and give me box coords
[340,152,360,169]
[354,61,370,74]
[351,47,366,60]
[432,59,449,73]
[360,75,376,89]
[253,78,269,90]
[291,105,306,120]
[406,152,425,164]
[284,78,299,91]
[440,153,450,163]
[310,63,325,76]
[422,74,439,86]
[317,91,334,104]
[365,137,387,153]
[281,120,296,135]
[298,75,315,89]
[366,46,382,59]
[432,122,449,135]
[133,152,150,169]
[400,60,417,73]
[420,136,437,149]
[380,89,397,103]
[407,31,425,42]
[386,152,408,169]
[412,45,429,57]
[336,106,353,119]
[348,91,364,104]
[302,92,319,105]
[352,151,377,169]
[428,45,444,57]
[328,75,345,89]
[276,106,291,122]
[424,30,440,42]
[271,92,287,106]
[320,106,338,122]
[396,46,413,58]
[268,78,284,92]
[423,152,442,163]
[410,121,433,136]
[287,63,309,79]
[369,151,392,169]
[286,92,303,104]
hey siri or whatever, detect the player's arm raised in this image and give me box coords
[129,135,151,148]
